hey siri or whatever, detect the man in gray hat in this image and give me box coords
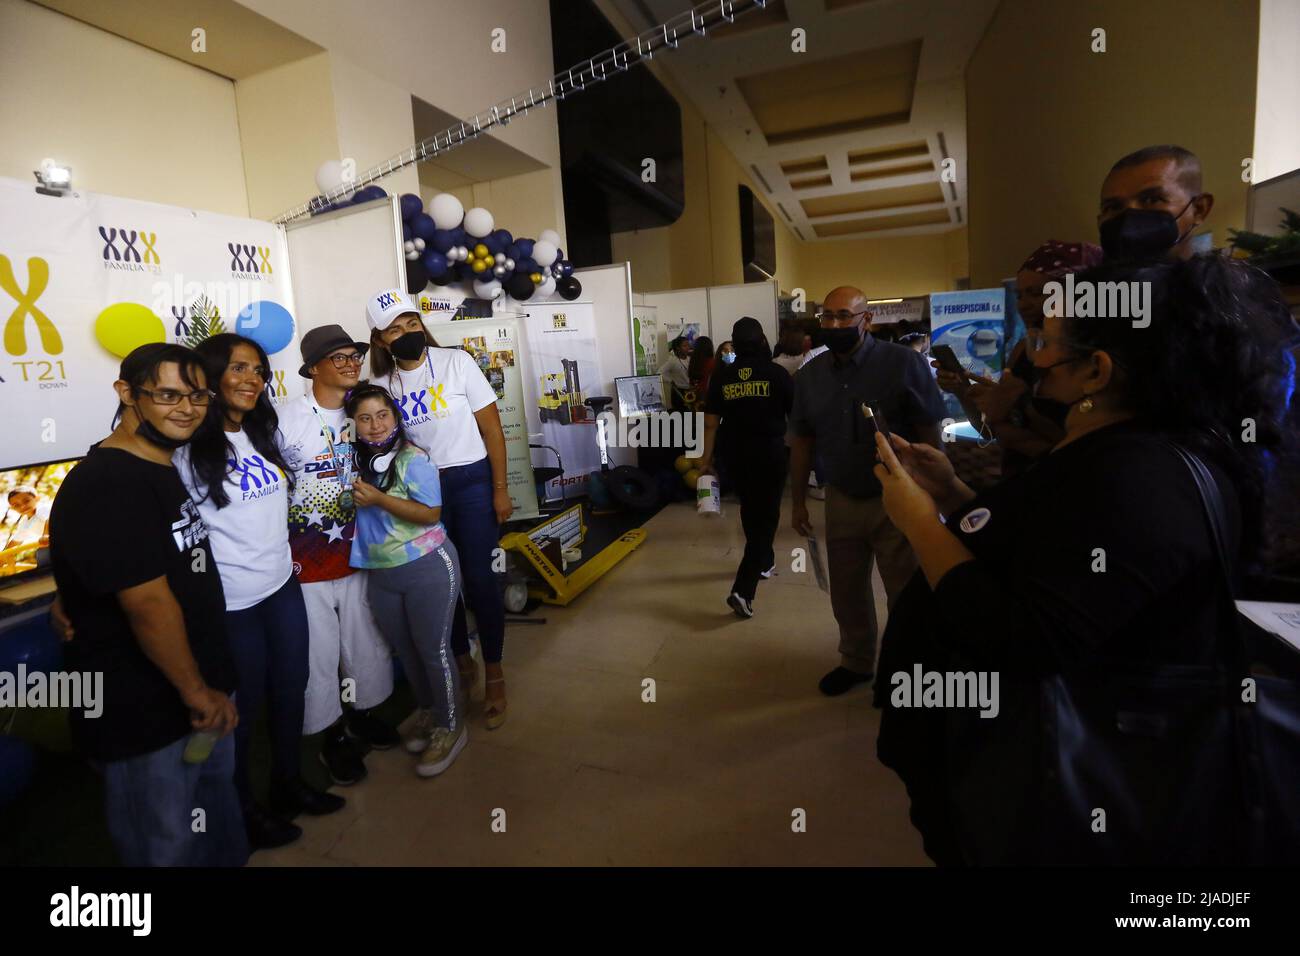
[276,324,398,788]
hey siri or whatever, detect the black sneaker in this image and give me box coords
[244,803,302,851]
[818,666,874,697]
[726,592,754,618]
[319,730,367,786]
[268,777,346,819]
[345,707,400,751]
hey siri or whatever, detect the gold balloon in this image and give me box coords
[473,243,489,258]
[530,272,542,284]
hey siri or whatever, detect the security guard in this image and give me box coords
[699,317,793,618]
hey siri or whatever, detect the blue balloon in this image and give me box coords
[411,213,437,242]
[492,229,514,250]
[450,226,468,247]
[402,222,413,242]
[353,185,388,203]
[399,192,423,220]
[429,269,454,286]
[554,247,564,262]
[431,229,456,253]
[515,256,538,275]
[504,242,521,262]
[421,250,448,276]
[482,233,504,255]
[0,736,35,809]
[235,300,295,355]
[514,238,535,258]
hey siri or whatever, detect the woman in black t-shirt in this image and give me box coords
[871,256,1296,865]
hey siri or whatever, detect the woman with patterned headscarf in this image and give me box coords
[933,240,1103,476]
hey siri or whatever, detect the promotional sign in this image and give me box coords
[632,304,659,376]
[867,296,927,326]
[0,178,298,469]
[519,300,604,496]
[929,288,1006,424]
[435,316,539,521]
[929,289,1006,379]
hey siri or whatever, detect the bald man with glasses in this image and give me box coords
[789,286,946,696]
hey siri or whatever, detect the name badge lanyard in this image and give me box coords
[389,348,436,409]
[313,406,353,511]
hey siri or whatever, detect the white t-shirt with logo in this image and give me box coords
[383,347,498,469]
[176,428,293,611]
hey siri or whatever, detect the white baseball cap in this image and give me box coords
[365,288,419,331]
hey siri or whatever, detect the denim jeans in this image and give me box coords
[440,456,505,663]
[224,574,310,809]
[102,731,248,867]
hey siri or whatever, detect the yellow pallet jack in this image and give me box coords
[499,503,645,607]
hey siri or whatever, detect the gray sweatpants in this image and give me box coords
[366,543,462,731]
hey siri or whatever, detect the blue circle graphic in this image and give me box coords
[236,300,295,354]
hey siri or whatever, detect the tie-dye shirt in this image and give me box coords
[349,445,447,570]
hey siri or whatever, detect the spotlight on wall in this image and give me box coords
[34,159,72,197]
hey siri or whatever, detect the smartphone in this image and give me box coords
[930,344,966,376]
[861,404,892,472]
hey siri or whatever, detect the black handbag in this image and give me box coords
[1028,444,1300,865]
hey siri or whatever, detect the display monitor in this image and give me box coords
[1,458,79,585]
[615,375,666,420]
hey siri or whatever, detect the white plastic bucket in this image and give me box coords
[696,474,721,516]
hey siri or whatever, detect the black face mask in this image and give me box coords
[390,331,427,362]
[135,417,190,451]
[1098,198,1196,260]
[821,324,862,355]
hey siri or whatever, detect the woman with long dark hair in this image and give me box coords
[177,333,343,852]
[345,383,466,776]
[872,255,1296,864]
[687,335,716,410]
[365,289,513,728]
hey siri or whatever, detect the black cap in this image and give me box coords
[299,324,369,378]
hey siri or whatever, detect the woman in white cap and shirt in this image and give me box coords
[364,290,513,728]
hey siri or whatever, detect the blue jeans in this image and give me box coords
[224,574,309,809]
[440,456,505,663]
[102,732,248,867]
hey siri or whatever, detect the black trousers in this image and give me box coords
[726,444,788,601]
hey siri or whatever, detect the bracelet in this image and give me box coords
[493,482,507,489]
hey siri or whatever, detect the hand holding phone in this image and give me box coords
[930,344,966,376]
[862,404,892,473]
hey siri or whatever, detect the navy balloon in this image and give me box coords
[515,238,535,259]
[492,229,514,250]
[429,269,454,286]
[402,222,413,242]
[421,250,448,277]
[352,185,387,204]
[506,272,535,301]
[483,233,505,255]
[556,276,582,300]
[554,259,573,278]
[405,259,429,294]
[411,213,437,242]
[451,226,469,247]
[399,192,424,220]
[504,242,522,262]
[515,256,538,276]
[431,229,456,253]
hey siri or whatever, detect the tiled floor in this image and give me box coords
[252,491,929,867]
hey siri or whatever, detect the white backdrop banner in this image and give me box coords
[519,300,603,496]
[0,178,297,469]
[431,315,539,521]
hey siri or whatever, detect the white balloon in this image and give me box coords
[538,229,562,247]
[405,250,419,261]
[413,237,426,252]
[403,240,415,253]
[474,278,503,299]
[430,193,465,230]
[538,276,557,296]
[493,264,507,277]
[504,257,515,270]
[463,207,495,238]
[532,240,558,267]
[315,160,346,194]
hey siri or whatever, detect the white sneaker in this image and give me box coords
[726,592,754,618]
[416,724,468,778]
[760,565,778,579]
[400,708,436,754]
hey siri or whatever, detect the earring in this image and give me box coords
[1078,395,1095,414]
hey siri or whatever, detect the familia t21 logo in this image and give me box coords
[228,241,273,280]
[99,226,162,275]
[0,254,68,388]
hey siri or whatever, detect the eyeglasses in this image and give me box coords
[815,309,869,324]
[136,387,214,406]
[327,353,365,369]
